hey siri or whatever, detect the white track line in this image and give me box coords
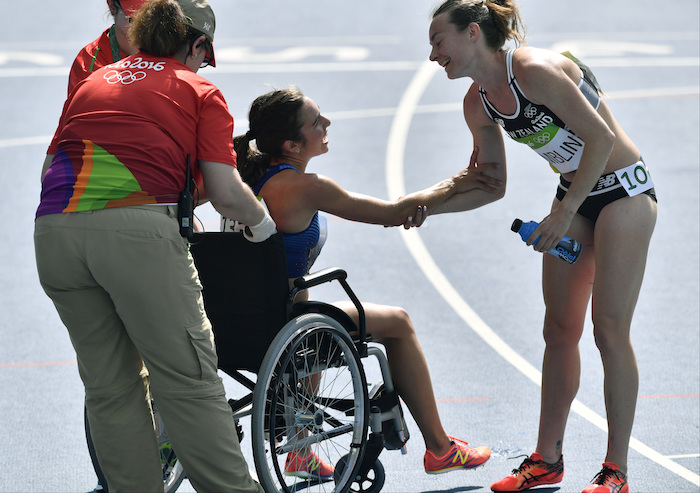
[0,135,53,148]
[2,86,695,150]
[385,59,700,487]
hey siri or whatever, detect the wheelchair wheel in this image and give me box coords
[335,455,385,493]
[84,401,185,493]
[252,313,369,493]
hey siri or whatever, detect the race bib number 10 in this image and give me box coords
[614,161,655,197]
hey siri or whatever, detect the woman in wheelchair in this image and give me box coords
[222,86,504,478]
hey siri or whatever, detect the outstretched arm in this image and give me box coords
[309,152,501,227]
[400,146,503,227]
[429,86,507,215]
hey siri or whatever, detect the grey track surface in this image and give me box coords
[1,1,698,492]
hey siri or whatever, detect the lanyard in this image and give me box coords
[108,25,122,63]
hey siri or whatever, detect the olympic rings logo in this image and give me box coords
[524,105,539,119]
[103,70,147,85]
[532,132,551,144]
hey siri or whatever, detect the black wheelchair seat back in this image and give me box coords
[189,232,290,373]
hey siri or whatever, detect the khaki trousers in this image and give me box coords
[35,206,262,493]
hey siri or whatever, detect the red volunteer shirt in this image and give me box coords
[39,52,236,217]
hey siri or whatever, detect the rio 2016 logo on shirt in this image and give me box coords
[103,57,168,85]
[103,70,147,85]
[111,57,166,71]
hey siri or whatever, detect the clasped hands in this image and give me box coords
[401,147,503,229]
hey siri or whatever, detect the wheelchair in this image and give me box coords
[83,231,411,493]
[190,231,410,493]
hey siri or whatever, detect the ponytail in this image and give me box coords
[432,0,526,49]
[235,87,307,186]
[233,133,270,187]
[485,0,525,47]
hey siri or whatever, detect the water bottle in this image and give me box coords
[511,218,582,264]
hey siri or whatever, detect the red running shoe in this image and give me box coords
[424,437,491,474]
[284,450,334,480]
[582,462,629,493]
[490,452,564,491]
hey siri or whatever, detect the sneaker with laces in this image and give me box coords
[284,450,335,480]
[424,437,491,474]
[490,452,564,491]
[582,462,629,493]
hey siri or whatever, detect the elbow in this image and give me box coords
[495,183,507,201]
[603,127,616,154]
[488,179,507,202]
[483,190,505,207]
[208,190,242,218]
[207,189,232,212]
[481,184,506,207]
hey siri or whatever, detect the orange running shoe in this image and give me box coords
[582,462,629,493]
[490,452,564,491]
[284,450,335,480]
[424,437,491,474]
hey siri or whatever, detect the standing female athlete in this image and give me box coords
[427,1,657,492]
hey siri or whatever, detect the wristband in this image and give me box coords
[243,213,277,243]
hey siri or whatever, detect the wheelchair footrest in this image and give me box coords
[369,388,411,451]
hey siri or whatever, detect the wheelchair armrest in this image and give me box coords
[294,267,347,290]
[289,267,367,346]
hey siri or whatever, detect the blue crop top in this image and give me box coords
[253,164,327,278]
[478,49,602,174]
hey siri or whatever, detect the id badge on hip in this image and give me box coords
[614,161,655,197]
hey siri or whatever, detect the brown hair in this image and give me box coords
[128,0,197,57]
[234,87,307,186]
[432,0,526,49]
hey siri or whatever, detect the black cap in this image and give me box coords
[511,219,523,232]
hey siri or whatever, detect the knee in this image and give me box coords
[392,306,415,337]
[392,306,412,326]
[85,374,147,415]
[592,317,632,355]
[542,317,583,349]
[373,306,415,342]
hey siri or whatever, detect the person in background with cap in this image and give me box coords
[68,0,149,95]
[35,0,270,491]
[65,3,150,491]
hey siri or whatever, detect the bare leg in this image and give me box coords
[334,301,453,455]
[536,211,596,464]
[590,194,656,474]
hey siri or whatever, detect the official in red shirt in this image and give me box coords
[35,1,272,491]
